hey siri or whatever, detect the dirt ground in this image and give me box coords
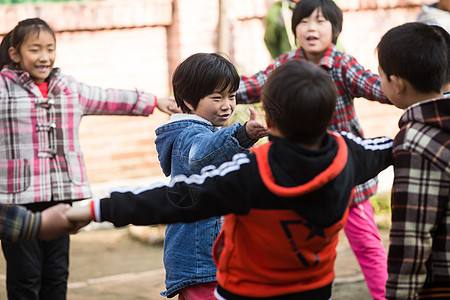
[0,223,390,300]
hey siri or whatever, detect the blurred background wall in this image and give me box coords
[0,0,435,184]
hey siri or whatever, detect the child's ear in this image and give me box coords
[389,75,406,94]
[8,47,21,64]
[265,116,284,138]
[183,100,194,112]
[265,116,279,132]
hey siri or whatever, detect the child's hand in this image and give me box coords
[156,97,182,115]
[65,205,93,233]
[245,107,270,140]
[38,204,75,240]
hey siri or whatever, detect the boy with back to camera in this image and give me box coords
[238,1,394,297]
[66,59,393,300]
[376,22,450,299]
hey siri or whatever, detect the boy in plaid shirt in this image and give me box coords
[377,22,450,299]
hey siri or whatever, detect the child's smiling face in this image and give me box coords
[185,86,237,127]
[10,29,56,83]
[295,7,333,64]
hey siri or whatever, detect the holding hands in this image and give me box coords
[156,97,182,115]
[41,107,268,239]
[39,203,92,239]
[38,204,75,240]
[65,205,92,230]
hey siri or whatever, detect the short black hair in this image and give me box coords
[291,0,343,44]
[377,22,447,94]
[262,60,337,145]
[172,53,240,113]
[430,25,450,84]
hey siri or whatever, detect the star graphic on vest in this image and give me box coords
[305,224,326,240]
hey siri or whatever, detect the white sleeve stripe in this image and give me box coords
[109,153,250,196]
[339,131,393,150]
[94,198,101,222]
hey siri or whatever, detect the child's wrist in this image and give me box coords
[90,200,96,221]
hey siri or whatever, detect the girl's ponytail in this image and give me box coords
[0,31,13,69]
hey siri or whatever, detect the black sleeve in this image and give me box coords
[99,154,254,227]
[341,131,393,185]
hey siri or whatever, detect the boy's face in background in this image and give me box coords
[186,86,236,127]
[10,30,56,83]
[295,7,333,63]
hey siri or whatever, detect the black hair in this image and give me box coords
[172,53,240,113]
[430,25,450,84]
[0,31,12,69]
[262,60,337,145]
[291,0,343,44]
[377,22,447,94]
[0,18,55,70]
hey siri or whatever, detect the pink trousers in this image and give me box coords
[344,199,388,300]
[178,282,217,300]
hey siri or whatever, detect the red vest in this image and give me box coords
[213,133,354,297]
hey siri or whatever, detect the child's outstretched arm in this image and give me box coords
[245,107,270,140]
[66,154,254,227]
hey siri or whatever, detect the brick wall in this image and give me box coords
[0,0,435,184]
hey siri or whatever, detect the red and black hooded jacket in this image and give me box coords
[95,131,393,299]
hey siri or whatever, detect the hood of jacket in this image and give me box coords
[254,133,353,227]
[1,66,64,98]
[155,114,215,176]
[397,97,450,174]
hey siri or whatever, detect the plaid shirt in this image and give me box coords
[386,97,450,299]
[0,67,156,205]
[0,203,40,242]
[237,44,391,204]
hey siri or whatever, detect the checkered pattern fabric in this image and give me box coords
[386,98,450,299]
[236,44,391,204]
[0,203,40,242]
[0,67,156,205]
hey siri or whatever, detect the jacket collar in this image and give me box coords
[296,44,337,70]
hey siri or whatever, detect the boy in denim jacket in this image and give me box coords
[154,53,268,299]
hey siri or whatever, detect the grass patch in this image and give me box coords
[371,192,391,229]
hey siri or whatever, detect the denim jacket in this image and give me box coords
[155,114,251,297]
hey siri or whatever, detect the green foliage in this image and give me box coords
[370,192,391,215]
[371,192,391,229]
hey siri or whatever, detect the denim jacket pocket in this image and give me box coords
[65,151,88,185]
[0,159,31,193]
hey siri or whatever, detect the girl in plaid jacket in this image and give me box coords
[0,18,174,300]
